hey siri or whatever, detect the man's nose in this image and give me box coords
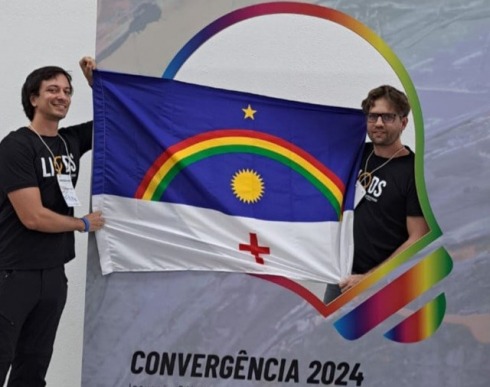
[374,116,384,125]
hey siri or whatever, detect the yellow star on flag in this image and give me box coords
[242,104,257,120]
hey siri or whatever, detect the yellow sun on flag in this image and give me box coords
[231,169,264,203]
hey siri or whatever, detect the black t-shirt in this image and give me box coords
[0,122,92,269]
[353,143,423,274]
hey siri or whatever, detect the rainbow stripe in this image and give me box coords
[334,248,452,340]
[135,129,345,217]
[164,2,391,80]
[384,293,446,343]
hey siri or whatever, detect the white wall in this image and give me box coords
[0,1,97,386]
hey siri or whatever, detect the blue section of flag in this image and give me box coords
[92,70,366,222]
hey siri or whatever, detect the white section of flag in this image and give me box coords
[93,194,353,282]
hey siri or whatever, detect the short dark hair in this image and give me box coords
[21,66,73,121]
[361,85,410,117]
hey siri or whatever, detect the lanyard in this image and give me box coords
[28,124,80,207]
[29,125,70,176]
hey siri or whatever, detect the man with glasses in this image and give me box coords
[323,85,429,303]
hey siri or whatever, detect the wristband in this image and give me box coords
[81,217,90,233]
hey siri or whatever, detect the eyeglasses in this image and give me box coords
[366,113,399,123]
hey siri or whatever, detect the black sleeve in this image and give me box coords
[60,121,93,155]
[0,134,38,194]
[406,174,424,217]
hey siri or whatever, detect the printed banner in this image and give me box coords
[92,70,366,281]
[83,1,490,386]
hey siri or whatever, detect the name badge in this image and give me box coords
[57,174,81,207]
[354,180,366,209]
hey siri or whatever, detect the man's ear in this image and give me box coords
[400,115,409,131]
[30,94,38,108]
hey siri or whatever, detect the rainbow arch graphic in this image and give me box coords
[159,1,450,342]
[135,129,345,218]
